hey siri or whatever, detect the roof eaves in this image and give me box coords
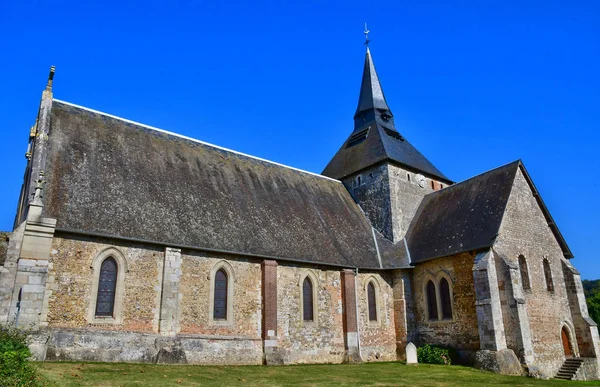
[410,245,492,265]
[55,227,387,270]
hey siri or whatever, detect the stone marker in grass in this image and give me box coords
[406,342,418,365]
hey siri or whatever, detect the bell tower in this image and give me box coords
[322,46,452,242]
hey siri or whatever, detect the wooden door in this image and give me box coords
[561,327,572,358]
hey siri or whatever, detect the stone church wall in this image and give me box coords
[276,264,346,364]
[0,231,9,266]
[27,233,400,365]
[178,252,262,337]
[411,252,480,362]
[356,271,397,361]
[178,251,263,364]
[46,235,163,332]
[342,164,393,241]
[387,164,445,241]
[343,163,447,243]
[40,234,264,364]
[493,168,579,378]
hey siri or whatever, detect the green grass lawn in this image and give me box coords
[34,361,598,386]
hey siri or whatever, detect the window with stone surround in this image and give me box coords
[367,281,377,321]
[424,273,455,322]
[302,277,314,321]
[95,258,117,317]
[543,258,554,292]
[213,269,228,320]
[88,247,127,325]
[439,278,452,320]
[208,260,235,326]
[519,255,531,291]
[426,280,438,320]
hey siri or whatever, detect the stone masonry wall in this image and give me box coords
[356,271,397,361]
[342,164,393,241]
[178,251,262,338]
[388,164,445,241]
[412,252,480,361]
[495,255,520,351]
[342,163,446,243]
[46,235,163,332]
[177,250,262,364]
[0,231,9,266]
[493,168,578,378]
[26,233,403,366]
[276,264,345,364]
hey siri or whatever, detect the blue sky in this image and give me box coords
[1,1,598,279]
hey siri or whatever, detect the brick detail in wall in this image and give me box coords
[262,260,277,339]
[341,269,358,334]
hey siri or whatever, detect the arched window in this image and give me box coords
[213,269,228,320]
[303,277,314,321]
[439,278,452,319]
[518,255,531,291]
[426,280,438,320]
[543,259,554,292]
[367,282,377,322]
[95,257,118,317]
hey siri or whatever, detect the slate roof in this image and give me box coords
[322,123,451,183]
[42,100,410,269]
[322,48,451,183]
[406,161,573,263]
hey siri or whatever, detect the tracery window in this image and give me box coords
[518,255,531,291]
[303,277,314,321]
[543,258,554,292]
[213,269,228,320]
[426,280,438,320]
[439,277,453,320]
[367,281,377,322]
[95,257,118,317]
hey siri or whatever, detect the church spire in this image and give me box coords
[322,31,450,184]
[353,47,395,131]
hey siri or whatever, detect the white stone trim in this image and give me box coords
[299,270,319,325]
[208,260,235,326]
[87,247,128,325]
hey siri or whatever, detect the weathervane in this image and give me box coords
[363,23,371,46]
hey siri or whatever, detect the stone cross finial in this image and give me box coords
[363,23,371,46]
[32,171,45,204]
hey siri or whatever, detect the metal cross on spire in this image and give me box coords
[363,23,371,46]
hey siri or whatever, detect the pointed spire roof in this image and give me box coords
[322,48,451,183]
[355,48,390,117]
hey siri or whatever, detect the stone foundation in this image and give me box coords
[573,357,600,381]
[474,349,523,376]
[35,328,263,365]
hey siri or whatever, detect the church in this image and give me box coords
[0,46,598,381]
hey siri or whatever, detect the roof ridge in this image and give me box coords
[424,160,521,197]
[53,99,342,184]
